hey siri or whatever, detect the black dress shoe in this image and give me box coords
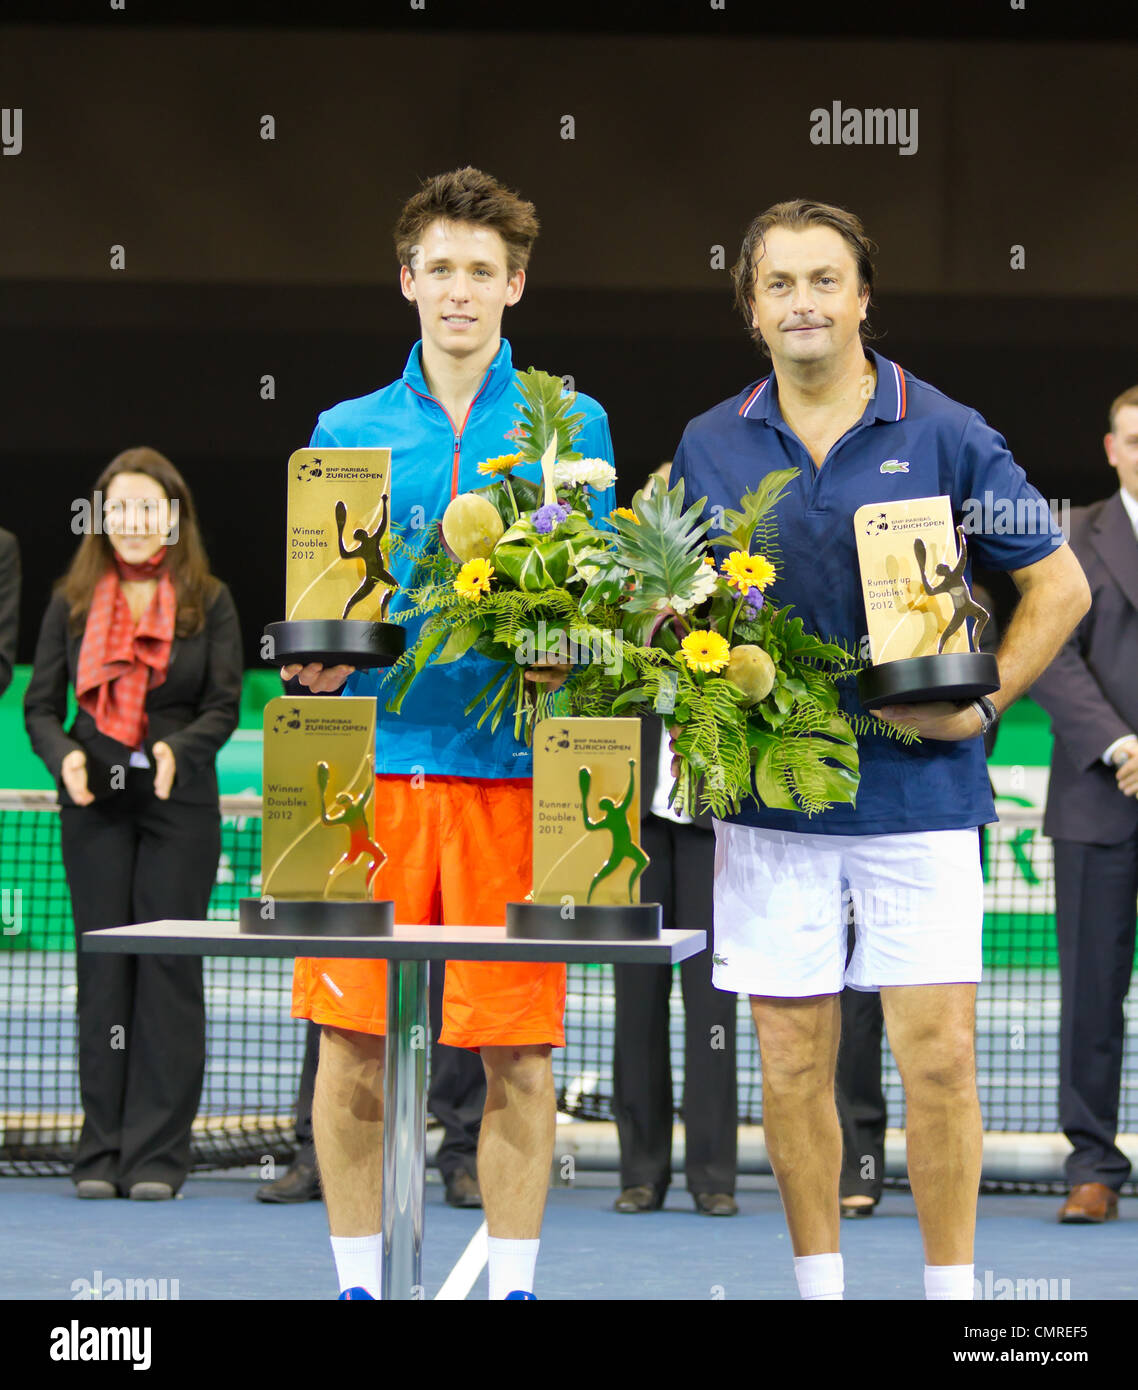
[614,1185,663,1213]
[693,1192,738,1217]
[257,1158,322,1204]
[444,1170,483,1208]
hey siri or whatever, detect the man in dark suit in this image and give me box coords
[1030,384,1138,1223]
[0,528,20,698]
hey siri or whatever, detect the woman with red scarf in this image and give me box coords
[25,447,242,1200]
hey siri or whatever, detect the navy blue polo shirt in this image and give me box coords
[671,349,1064,836]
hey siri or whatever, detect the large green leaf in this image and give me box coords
[609,479,714,614]
[473,474,543,528]
[433,619,481,665]
[512,368,585,462]
[384,622,451,713]
[492,539,572,591]
[611,684,650,713]
[746,728,798,810]
[792,736,860,806]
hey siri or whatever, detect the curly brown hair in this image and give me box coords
[58,447,219,637]
[731,198,879,357]
[393,166,540,278]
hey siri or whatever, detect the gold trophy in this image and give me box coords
[240,697,393,935]
[239,447,405,935]
[263,448,405,668]
[854,496,998,709]
[506,717,661,941]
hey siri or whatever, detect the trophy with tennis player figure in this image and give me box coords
[239,448,406,936]
[506,717,661,941]
[263,448,406,668]
[853,495,999,709]
[240,697,395,935]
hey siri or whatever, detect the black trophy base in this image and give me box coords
[506,901,662,941]
[265,619,405,669]
[857,651,1000,710]
[239,897,395,936]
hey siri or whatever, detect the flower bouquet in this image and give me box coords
[382,368,621,741]
[568,471,916,818]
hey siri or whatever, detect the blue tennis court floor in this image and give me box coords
[3,1173,1135,1301]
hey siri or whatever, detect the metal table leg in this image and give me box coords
[382,957,428,1299]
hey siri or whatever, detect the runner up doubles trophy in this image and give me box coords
[506,717,661,941]
[239,449,405,936]
[853,495,999,709]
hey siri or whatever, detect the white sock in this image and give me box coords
[330,1234,382,1298]
[925,1263,975,1301]
[487,1236,540,1300]
[794,1252,844,1300]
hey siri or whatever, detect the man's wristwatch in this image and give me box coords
[969,696,999,736]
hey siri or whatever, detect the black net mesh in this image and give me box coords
[2,801,1134,1185]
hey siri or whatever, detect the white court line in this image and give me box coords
[434,1219,488,1300]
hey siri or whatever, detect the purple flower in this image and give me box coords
[741,587,764,621]
[533,502,571,535]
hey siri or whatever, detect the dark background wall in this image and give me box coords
[2,12,1136,664]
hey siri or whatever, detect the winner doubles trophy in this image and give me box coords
[506,718,661,941]
[264,448,406,668]
[239,448,406,936]
[854,495,999,709]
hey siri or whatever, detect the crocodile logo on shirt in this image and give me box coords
[713,952,729,967]
[879,459,910,474]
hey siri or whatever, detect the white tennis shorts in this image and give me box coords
[711,821,984,997]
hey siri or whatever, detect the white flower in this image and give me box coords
[553,457,618,491]
[669,565,719,615]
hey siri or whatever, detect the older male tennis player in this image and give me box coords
[671,198,1089,1300]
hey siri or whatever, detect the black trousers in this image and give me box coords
[836,983,887,1201]
[612,817,738,1196]
[60,772,219,1193]
[294,1019,320,1160]
[1052,838,1138,1189]
[428,960,486,1181]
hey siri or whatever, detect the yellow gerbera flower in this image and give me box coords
[454,557,494,602]
[721,550,776,592]
[680,629,731,673]
[610,506,639,523]
[477,454,523,477]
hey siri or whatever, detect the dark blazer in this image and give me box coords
[640,713,714,831]
[24,581,243,807]
[0,528,20,698]
[1030,493,1138,845]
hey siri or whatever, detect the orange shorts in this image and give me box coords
[291,774,565,1050]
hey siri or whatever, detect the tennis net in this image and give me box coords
[1,794,1134,1180]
